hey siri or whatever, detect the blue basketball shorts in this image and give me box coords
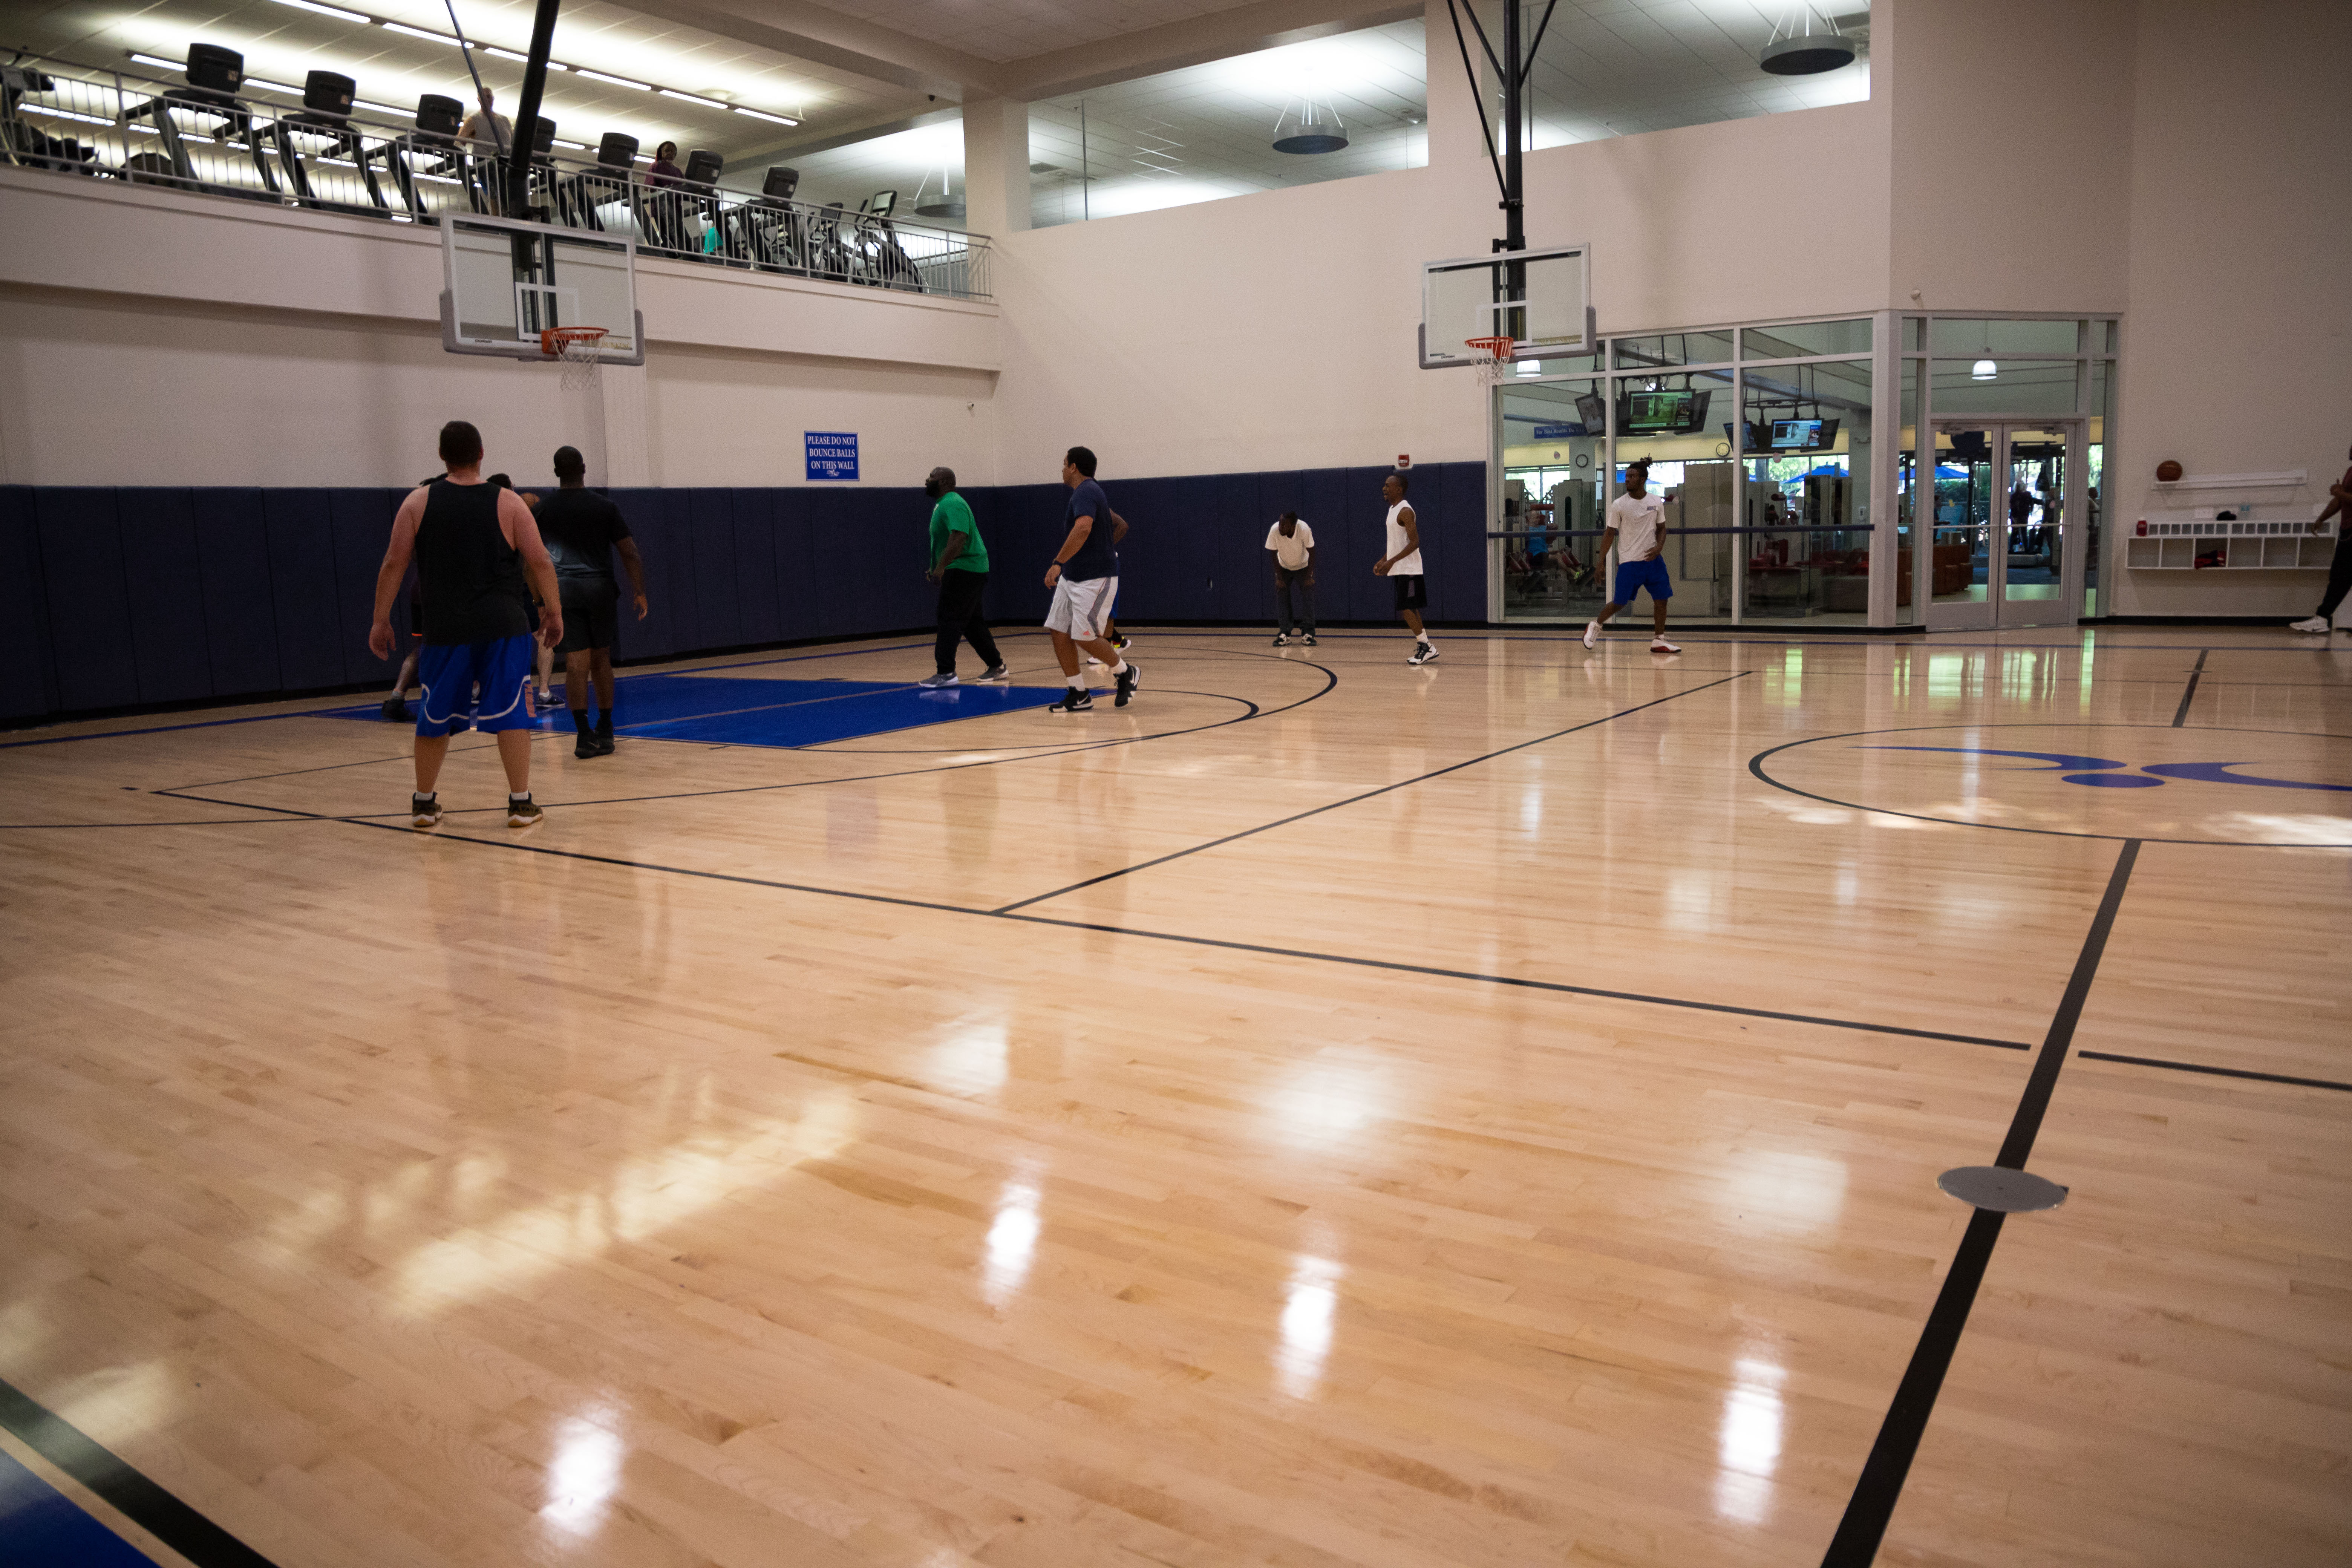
[416,634,539,737]
[1612,558,1674,602]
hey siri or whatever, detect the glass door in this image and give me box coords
[1923,421,2084,629]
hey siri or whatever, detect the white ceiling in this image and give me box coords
[1518,0,1869,143]
[796,0,1272,67]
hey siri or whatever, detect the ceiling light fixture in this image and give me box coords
[733,106,797,126]
[266,0,369,20]
[129,53,184,71]
[1972,359,1998,380]
[483,47,564,70]
[1760,6,1857,75]
[245,78,300,94]
[1271,99,1347,154]
[23,104,116,126]
[576,69,651,91]
[381,22,464,47]
[660,89,725,108]
[352,98,405,116]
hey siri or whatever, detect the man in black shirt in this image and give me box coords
[369,421,563,828]
[532,445,648,756]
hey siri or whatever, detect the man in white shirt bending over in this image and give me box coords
[1265,511,1317,646]
[1582,458,1680,654]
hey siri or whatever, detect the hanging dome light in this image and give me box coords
[1972,358,1998,380]
[1272,100,1348,155]
[1760,7,1857,75]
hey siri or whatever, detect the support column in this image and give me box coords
[1425,0,1488,169]
[960,96,1031,239]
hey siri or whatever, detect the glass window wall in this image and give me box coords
[1499,378,1608,622]
[1741,360,1872,622]
[1743,318,1871,360]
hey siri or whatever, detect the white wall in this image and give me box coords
[0,167,1000,488]
[2106,0,2352,617]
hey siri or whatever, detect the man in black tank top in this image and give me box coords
[369,420,564,830]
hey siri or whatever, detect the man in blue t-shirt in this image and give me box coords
[1042,446,1138,711]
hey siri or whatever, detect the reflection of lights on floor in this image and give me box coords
[1272,1063,1384,1146]
[928,1018,1009,1096]
[543,1414,624,1534]
[982,1179,1040,1308]
[1275,1256,1342,1400]
[1719,1152,1846,1234]
[1713,1359,1784,1524]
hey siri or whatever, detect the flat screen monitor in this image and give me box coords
[1770,417,1839,451]
[1574,392,1605,429]
[1619,389,1709,435]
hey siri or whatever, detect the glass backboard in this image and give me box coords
[440,213,643,363]
[1421,243,1591,367]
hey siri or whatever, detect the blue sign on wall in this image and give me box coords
[1531,422,1585,440]
[805,431,859,481]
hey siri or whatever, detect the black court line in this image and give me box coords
[2078,1051,2352,1095]
[0,1376,281,1568]
[1818,838,2140,1568]
[2173,649,2209,726]
[993,670,1755,913]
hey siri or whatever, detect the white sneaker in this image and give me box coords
[1650,637,1681,654]
[1582,620,1600,650]
[2288,616,2332,633]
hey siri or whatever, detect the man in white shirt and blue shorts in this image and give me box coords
[1582,458,1681,654]
[1043,446,1138,712]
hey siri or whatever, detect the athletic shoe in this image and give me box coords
[1048,688,1094,713]
[980,664,1009,681]
[1303,633,1318,646]
[1112,633,1133,651]
[917,672,959,688]
[593,731,615,757]
[1087,654,1104,667]
[1115,662,1139,707]
[1272,633,1290,647]
[536,687,553,709]
[2289,616,2332,633]
[1582,620,1600,650]
[1407,642,1438,666]
[381,695,409,723]
[410,794,443,829]
[1651,637,1682,654]
[507,795,544,828]
[575,732,598,760]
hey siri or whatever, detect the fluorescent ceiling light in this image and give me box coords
[660,89,726,108]
[247,78,300,94]
[353,99,404,116]
[484,47,563,69]
[576,69,651,90]
[268,0,369,20]
[552,138,587,149]
[24,105,116,126]
[382,22,463,46]
[130,53,184,70]
[733,106,797,125]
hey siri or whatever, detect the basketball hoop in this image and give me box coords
[1467,335,1518,387]
[542,326,609,393]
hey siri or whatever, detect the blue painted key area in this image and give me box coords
[0,1447,159,1567]
[322,673,1069,747]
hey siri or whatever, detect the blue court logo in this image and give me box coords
[1864,747,2351,791]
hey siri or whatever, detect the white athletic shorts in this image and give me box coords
[1045,574,1119,640]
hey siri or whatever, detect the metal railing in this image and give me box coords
[1,55,993,302]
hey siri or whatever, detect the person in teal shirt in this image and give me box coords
[919,466,1005,686]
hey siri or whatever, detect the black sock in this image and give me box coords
[596,710,613,735]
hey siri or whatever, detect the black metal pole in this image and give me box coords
[507,0,562,218]
[1501,0,1523,254]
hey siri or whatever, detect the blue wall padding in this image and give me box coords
[119,487,214,704]
[7,461,1486,721]
[35,488,139,712]
[0,488,61,720]
[191,487,280,698]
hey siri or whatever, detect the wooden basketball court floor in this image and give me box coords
[2,624,2346,1568]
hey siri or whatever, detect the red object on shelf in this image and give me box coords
[2135,519,2147,536]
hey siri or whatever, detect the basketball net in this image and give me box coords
[1467,335,1517,387]
[543,327,609,395]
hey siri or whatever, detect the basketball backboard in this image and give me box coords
[1420,244,1591,368]
[441,213,644,364]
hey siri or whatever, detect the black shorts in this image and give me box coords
[556,589,620,654]
[1391,573,1427,610]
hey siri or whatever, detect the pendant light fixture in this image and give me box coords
[1972,359,1998,381]
[1271,98,1348,154]
[1760,6,1857,75]
[913,167,963,220]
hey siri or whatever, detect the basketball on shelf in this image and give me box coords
[2156,460,2183,482]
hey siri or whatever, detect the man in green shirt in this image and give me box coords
[919,466,1007,687]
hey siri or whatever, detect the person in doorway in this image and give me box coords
[1266,511,1318,646]
[533,445,647,755]
[1373,472,1435,665]
[369,421,561,828]
[1043,446,1136,712]
[2289,442,2352,634]
[920,466,1006,686]
[1582,458,1681,654]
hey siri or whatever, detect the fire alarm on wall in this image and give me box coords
[1396,454,1411,469]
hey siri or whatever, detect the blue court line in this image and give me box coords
[0,1446,162,1567]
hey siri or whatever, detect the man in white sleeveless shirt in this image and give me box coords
[1373,472,1436,666]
